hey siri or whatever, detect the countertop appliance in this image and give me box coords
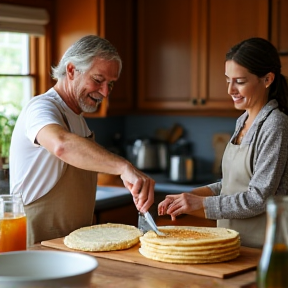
[126,138,168,172]
[169,155,194,183]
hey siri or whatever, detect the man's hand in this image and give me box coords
[120,163,155,213]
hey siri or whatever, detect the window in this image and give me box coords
[0,32,33,115]
[0,3,50,164]
[0,31,35,161]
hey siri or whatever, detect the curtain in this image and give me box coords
[0,4,49,36]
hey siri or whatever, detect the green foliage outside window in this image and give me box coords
[0,32,31,164]
[0,109,18,159]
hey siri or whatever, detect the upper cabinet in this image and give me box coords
[54,0,134,117]
[137,0,269,116]
[270,0,288,77]
[54,0,288,118]
[54,0,107,117]
[137,0,199,111]
[205,0,268,114]
[103,0,135,115]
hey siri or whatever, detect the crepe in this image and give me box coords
[139,226,240,264]
[140,239,240,255]
[64,223,143,252]
[140,226,239,246]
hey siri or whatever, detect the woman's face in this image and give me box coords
[225,60,268,114]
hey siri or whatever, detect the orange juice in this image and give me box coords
[0,214,27,252]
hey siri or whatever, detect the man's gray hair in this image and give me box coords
[51,35,122,80]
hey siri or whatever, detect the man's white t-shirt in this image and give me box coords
[9,88,92,205]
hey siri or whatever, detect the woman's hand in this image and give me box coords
[158,193,206,220]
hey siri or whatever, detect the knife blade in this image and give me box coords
[138,211,165,236]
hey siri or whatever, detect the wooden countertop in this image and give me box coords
[29,215,258,288]
[29,243,258,288]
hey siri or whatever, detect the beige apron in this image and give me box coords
[25,162,97,246]
[218,141,265,248]
[24,98,98,246]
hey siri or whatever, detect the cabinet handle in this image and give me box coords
[191,99,206,105]
[200,98,206,105]
[191,99,198,105]
[278,51,288,56]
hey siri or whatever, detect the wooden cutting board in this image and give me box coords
[41,237,261,279]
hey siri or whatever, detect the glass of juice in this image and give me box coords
[0,194,26,252]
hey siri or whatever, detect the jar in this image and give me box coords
[0,194,27,252]
[257,196,288,288]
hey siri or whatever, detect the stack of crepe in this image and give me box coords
[139,226,240,264]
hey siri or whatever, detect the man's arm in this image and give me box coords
[36,123,155,212]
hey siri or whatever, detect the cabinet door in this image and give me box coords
[55,0,134,118]
[137,0,269,116]
[55,0,109,117]
[270,0,288,77]
[204,0,269,111]
[103,0,134,115]
[137,0,200,110]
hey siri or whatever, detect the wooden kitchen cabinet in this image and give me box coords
[137,0,269,116]
[54,0,134,117]
[205,0,268,111]
[270,0,288,77]
[55,0,275,117]
[102,0,135,115]
[54,0,107,117]
[137,0,199,112]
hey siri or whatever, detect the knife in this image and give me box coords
[138,211,165,236]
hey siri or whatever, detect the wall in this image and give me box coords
[86,115,237,177]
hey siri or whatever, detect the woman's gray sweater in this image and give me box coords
[204,99,288,219]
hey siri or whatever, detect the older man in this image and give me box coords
[10,35,155,246]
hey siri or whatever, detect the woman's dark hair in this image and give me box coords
[226,37,288,114]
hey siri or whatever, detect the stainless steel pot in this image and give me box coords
[127,138,168,171]
[169,155,194,183]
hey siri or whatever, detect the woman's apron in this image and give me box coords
[218,141,266,248]
[24,99,98,246]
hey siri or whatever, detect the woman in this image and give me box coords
[158,37,288,248]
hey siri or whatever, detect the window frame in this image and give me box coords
[0,0,54,96]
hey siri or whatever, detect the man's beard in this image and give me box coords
[79,98,101,113]
[78,94,102,113]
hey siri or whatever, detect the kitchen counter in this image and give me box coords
[29,215,258,288]
[29,176,257,287]
[29,243,257,288]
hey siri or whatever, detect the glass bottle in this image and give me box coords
[0,194,27,252]
[257,196,288,288]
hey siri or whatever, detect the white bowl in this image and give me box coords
[0,250,98,288]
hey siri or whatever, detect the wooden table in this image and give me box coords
[29,243,257,288]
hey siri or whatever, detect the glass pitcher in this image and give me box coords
[257,195,288,288]
[0,194,27,252]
